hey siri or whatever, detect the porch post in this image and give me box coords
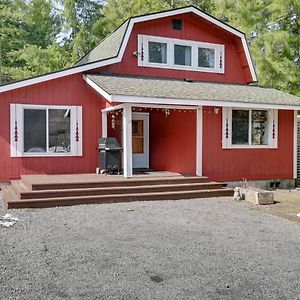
[122,104,133,178]
[102,111,107,138]
[196,106,203,176]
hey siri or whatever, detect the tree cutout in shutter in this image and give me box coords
[219,52,223,69]
[75,122,80,142]
[14,121,18,142]
[272,120,276,139]
[225,118,229,138]
[141,43,144,61]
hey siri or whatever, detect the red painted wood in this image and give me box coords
[202,107,294,182]
[0,74,105,182]
[103,13,252,84]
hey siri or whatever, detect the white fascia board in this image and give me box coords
[0,57,120,94]
[111,94,300,110]
[83,75,113,101]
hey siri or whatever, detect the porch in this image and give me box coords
[102,103,202,178]
[2,172,233,209]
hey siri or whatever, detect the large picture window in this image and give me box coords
[222,107,278,149]
[138,34,224,73]
[10,104,82,157]
[24,108,70,153]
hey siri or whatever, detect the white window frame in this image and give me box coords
[222,107,278,149]
[138,34,225,74]
[10,104,82,157]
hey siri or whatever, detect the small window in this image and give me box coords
[174,45,191,66]
[198,47,215,68]
[232,110,249,145]
[251,110,268,145]
[148,41,167,64]
[172,19,182,30]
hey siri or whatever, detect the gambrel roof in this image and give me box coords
[0,6,257,94]
[84,73,300,109]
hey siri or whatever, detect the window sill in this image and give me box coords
[223,145,277,149]
[21,153,81,158]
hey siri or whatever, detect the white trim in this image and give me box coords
[122,104,133,177]
[196,107,203,176]
[222,107,278,149]
[101,104,125,112]
[0,6,257,94]
[293,110,297,179]
[83,76,113,101]
[132,112,149,168]
[10,104,83,157]
[138,34,224,74]
[102,111,108,138]
[110,94,300,110]
[132,104,198,110]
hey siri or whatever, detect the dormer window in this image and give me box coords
[174,45,192,66]
[138,34,224,74]
[198,47,215,68]
[148,41,167,64]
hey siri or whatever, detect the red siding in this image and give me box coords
[101,13,251,84]
[0,74,104,182]
[107,109,196,175]
[202,107,294,181]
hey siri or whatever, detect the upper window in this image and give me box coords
[10,104,82,157]
[223,108,278,149]
[148,41,167,64]
[174,45,192,66]
[198,47,215,68]
[138,34,224,73]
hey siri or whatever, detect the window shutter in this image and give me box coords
[10,104,23,157]
[269,109,278,148]
[222,107,231,149]
[70,106,83,156]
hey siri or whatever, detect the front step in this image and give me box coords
[12,180,224,200]
[4,186,233,209]
[21,175,210,190]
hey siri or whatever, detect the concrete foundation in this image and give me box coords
[226,179,295,190]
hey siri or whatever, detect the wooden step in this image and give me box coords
[11,180,225,200]
[5,186,234,209]
[21,175,210,191]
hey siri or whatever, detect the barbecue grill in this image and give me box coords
[97,137,122,174]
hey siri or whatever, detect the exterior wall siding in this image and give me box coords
[102,13,251,84]
[0,73,104,182]
[202,107,294,182]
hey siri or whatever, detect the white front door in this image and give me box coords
[132,113,149,169]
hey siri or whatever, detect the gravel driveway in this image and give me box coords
[0,195,299,300]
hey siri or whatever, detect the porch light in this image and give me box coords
[214,107,220,114]
[111,114,116,129]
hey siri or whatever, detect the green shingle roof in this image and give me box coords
[86,74,300,107]
[75,20,129,66]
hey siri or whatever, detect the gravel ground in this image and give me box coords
[0,195,299,300]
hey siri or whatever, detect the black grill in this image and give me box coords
[98,137,122,174]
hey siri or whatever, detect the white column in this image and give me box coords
[102,110,107,138]
[122,104,133,178]
[196,106,203,176]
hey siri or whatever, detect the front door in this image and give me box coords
[132,113,149,169]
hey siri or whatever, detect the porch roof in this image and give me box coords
[85,73,300,109]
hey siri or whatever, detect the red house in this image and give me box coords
[1,6,300,189]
